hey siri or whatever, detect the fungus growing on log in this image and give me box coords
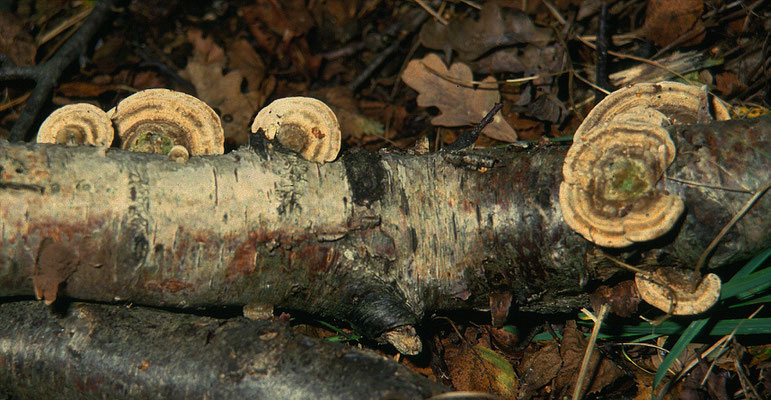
[167,144,190,163]
[635,269,721,315]
[251,97,341,163]
[572,81,731,142]
[108,88,224,156]
[560,118,683,247]
[559,81,731,248]
[36,103,114,147]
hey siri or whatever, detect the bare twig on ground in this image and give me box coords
[0,0,117,142]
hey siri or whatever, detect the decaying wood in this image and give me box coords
[0,301,447,399]
[0,116,769,344]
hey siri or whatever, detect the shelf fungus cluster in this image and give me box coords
[37,89,225,162]
[559,81,730,248]
[561,81,730,316]
[251,97,341,163]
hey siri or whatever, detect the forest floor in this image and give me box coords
[1,0,770,399]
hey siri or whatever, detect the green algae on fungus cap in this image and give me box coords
[559,119,684,248]
[37,103,114,147]
[251,97,341,164]
[108,89,224,156]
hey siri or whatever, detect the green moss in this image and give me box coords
[129,132,175,154]
[605,158,650,201]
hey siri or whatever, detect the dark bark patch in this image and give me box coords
[32,238,79,304]
[342,149,385,205]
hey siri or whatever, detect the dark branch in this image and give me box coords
[3,0,118,142]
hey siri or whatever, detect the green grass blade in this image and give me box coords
[720,266,771,300]
[729,247,771,280]
[653,318,710,389]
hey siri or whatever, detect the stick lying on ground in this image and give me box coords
[0,301,447,399]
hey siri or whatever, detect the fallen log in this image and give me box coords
[0,116,769,353]
[0,301,447,399]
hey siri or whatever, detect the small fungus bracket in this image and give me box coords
[37,103,114,147]
[635,268,721,315]
[251,97,341,163]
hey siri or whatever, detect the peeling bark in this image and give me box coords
[0,301,447,399]
[0,117,769,341]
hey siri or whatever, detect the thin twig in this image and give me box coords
[443,102,503,152]
[575,35,696,85]
[572,305,609,400]
[413,0,448,25]
[1,0,118,142]
[595,2,611,102]
[694,177,771,276]
[665,176,753,194]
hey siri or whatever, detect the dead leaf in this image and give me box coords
[0,12,37,66]
[309,86,384,140]
[401,53,517,142]
[419,3,549,61]
[517,342,561,399]
[181,30,274,145]
[554,321,625,398]
[445,344,518,398]
[643,0,705,47]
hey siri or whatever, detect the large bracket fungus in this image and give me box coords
[36,103,114,147]
[251,97,342,163]
[108,88,225,157]
[572,81,731,142]
[559,81,730,248]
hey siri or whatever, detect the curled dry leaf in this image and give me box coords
[635,268,721,315]
[108,88,224,156]
[401,53,517,142]
[251,97,341,163]
[643,0,705,47]
[37,103,114,147]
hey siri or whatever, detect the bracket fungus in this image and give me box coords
[572,81,731,142]
[635,269,721,315]
[560,118,683,247]
[250,97,341,163]
[167,145,190,163]
[36,103,114,147]
[559,81,730,248]
[108,89,224,156]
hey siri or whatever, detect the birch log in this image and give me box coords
[0,117,769,348]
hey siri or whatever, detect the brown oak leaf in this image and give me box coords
[181,30,274,145]
[401,53,517,142]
